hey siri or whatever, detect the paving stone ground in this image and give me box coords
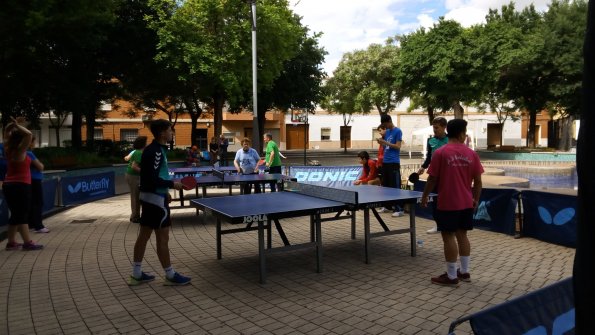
[0,190,574,335]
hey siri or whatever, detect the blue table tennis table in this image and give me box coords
[192,182,433,283]
[169,165,238,177]
[172,172,294,208]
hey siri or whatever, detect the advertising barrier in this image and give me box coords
[61,172,116,206]
[414,181,520,236]
[42,178,59,214]
[289,165,362,188]
[521,190,577,247]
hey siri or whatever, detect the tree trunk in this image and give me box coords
[452,101,464,119]
[526,110,537,148]
[71,111,82,148]
[55,127,61,148]
[85,105,96,150]
[557,116,573,151]
[574,3,595,332]
[213,91,224,139]
[427,106,435,125]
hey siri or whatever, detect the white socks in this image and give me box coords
[446,262,457,279]
[460,256,470,274]
[164,266,175,279]
[132,262,142,278]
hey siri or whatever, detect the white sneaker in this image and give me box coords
[391,211,405,217]
[35,227,50,233]
[377,207,391,213]
[426,227,439,234]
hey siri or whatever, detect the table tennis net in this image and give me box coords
[212,169,225,180]
[285,181,358,205]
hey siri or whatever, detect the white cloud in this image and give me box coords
[289,0,554,73]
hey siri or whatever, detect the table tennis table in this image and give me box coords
[169,165,237,177]
[172,170,294,208]
[192,182,433,283]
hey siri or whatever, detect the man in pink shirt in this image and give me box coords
[421,119,483,287]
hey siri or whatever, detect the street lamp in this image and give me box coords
[247,0,260,153]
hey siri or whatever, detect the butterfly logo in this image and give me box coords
[538,206,575,226]
[67,182,82,194]
[473,201,492,222]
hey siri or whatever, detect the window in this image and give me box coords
[222,132,235,145]
[120,129,139,143]
[321,128,331,141]
[94,128,103,140]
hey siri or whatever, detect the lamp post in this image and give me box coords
[248,0,260,153]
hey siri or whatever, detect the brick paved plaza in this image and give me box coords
[0,191,574,334]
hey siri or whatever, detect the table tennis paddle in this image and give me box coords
[408,172,420,183]
[258,159,265,166]
[181,176,198,190]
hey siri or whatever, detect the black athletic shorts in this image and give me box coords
[140,193,171,230]
[3,182,32,225]
[433,208,474,232]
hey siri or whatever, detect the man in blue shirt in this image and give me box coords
[234,138,262,194]
[377,114,405,217]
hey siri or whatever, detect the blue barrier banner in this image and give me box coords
[414,182,519,235]
[522,191,577,248]
[42,178,58,214]
[289,166,362,188]
[61,172,115,206]
[473,188,519,236]
[467,277,574,335]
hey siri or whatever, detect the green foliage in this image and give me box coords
[322,39,402,119]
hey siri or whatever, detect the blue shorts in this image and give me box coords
[433,208,474,232]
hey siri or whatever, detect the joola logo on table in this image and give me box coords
[243,214,268,223]
[67,178,110,194]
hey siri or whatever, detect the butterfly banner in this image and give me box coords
[522,190,577,248]
[60,172,115,206]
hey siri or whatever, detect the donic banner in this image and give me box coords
[522,190,577,248]
[61,172,115,206]
[289,166,362,188]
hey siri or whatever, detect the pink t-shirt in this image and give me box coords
[427,143,484,211]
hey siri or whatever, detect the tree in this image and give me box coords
[148,0,303,144]
[322,40,402,117]
[399,19,482,121]
[485,3,552,148]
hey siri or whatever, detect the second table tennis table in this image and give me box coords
[192,182,433,283]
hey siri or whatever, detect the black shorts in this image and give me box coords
[433,208,474,232]
[140,195,171,230]
[3,183,32,225]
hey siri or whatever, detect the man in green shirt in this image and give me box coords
[263,133,282,192]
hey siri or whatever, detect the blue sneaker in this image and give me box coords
[164,272,191,286]
[128,272,155,286]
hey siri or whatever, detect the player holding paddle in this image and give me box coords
[234,138,262,194]
[128,119,191,286]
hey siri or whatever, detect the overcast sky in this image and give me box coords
[288,0,553,74]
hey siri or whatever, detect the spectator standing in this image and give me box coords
[263,133,282,192]
[234,138,262,194]
[3,117,43,250]
[209,137,219,166]
[219,134,229,166]
[125,136,147,223]
[417,117,448,234]
[27,136,48,233]
[376,114,404,217]
[421,119,483,287]
[129,119,190,286]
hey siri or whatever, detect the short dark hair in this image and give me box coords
[380,114,392,124]
[447,119,467,139]
[357,151,370,160]
[377,124,386,131]
[132,136,148,150]
[432,117,447,127]
[150,119,171,139]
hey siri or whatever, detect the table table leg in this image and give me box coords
[364,208,371,264]
[410,205,416,257]
[258,220,266,284]
[217,218,222,259]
